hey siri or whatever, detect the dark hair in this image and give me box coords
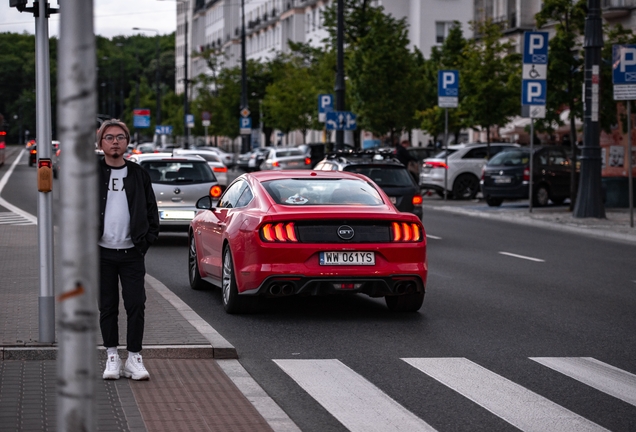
[96,119,130,145]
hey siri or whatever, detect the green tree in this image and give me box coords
[462,19,521,156]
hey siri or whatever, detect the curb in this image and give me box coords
[1,345,215,361]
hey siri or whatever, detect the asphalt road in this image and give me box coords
[4,147,636,431]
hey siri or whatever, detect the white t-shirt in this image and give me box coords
[99,165,135,249]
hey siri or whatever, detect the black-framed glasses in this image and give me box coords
[103,134,127,143]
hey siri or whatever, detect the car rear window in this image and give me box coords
[488,150,529,167]
[140,161,217,184]
[262,178,383,206]
[274,149,304,157]
[344,166,414,187]
[432,149,457,158]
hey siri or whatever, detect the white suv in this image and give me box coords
[420,143,519,199]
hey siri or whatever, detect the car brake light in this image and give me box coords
[209,185,222,198]
[425,161,447,169]
[523,168,530,182]
[260,222,298,242]
[304,157,311,165]
[391,222,422,242]
[30,149,37,155]
[272,161,280,167]
[213,166,228,173]
[412,195,423,205]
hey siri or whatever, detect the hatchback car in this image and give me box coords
[420,142,519,199]
[192,146,236,168]
[480,146,575,207]
[237,147,270,172]
[260,147,312,170]
[189,170,427,314]
[314,152,423,218]
[173,149,229,186]
[128,154,222,229]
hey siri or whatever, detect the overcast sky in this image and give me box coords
[0,1,177,38]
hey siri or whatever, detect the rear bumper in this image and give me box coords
[481,183,528,199]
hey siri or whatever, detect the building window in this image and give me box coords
[436,22,454,44]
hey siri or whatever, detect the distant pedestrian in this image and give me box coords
[97,119,159,381]
[394,140,419,183]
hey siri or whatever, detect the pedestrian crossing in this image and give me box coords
[0,211,36,225]
[274,357,636,432]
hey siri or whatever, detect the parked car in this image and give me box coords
[260,147,312,170]
[132,142,159,155]
[314,151,423,218]
[192,146,236,168]
[480,146,576,207]
[173,149,229,186]
[188,170,427,314]
[128,154,222,230]
[237,147,270,172]
[420,142,520,199]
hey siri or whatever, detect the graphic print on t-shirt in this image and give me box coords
[99,165,134,249]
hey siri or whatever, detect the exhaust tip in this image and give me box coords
[395,283,406,295]
[281,283,294,296]
[269,284,281,296]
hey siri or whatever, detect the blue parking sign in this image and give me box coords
[522,80,547,105]
[613,45,636,84]
[523,32,548,65]
[438,70,459,97]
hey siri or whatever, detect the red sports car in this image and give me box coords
[188,170,427,314]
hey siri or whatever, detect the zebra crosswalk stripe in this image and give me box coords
[531,357,636,407]
[274,359,436,432]
[0,211,36,225]
[402,357,608,432]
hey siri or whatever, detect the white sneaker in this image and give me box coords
[123,353,150,380]
[103,354,122,380]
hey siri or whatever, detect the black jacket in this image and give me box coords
[99,158,160,254]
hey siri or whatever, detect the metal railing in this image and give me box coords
[602,0,636,7]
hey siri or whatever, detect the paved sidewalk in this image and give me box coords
[0,224,298,431]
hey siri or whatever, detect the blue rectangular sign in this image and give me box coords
[326,111,357,131]
[613,44,636,84]
[318,94,334,113]
[523,32,549,65]
[522,80,547,105]
[155,125,173,135]
[438,70,459,97]
[240,116,252,134]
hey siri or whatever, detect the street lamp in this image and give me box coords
[158,0,190,147]
[132,27,162,128]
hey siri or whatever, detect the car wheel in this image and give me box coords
[28,159,34,167]
[485,196,503,207]
[452,174,479,200]
[188,234,209,290]
[222,246,256,314]
[533,185,550,207]
[385,291,425,312]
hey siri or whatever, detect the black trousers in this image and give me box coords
[99,246,146,353]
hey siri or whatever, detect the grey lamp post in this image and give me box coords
[133,27,162,127]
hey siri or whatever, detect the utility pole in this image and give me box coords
[57,0,98,429]
[574,0,606,218]
[184,2,190,148]
[335,0,345,150]
[240,0,250,154]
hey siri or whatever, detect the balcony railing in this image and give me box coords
[602,0,636,7]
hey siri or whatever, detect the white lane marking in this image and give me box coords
[531,357,636,407]
[0,212,35,225]
[498,251,545,262]
[403,358,608,432]
[0,149,37,225]
[274,359,436,432]
[426,234,442,240]
[0,148,25,193]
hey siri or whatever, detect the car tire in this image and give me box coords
[222,246,257,314]
[533,185,550,207]
[452,174,479,200]
[28,159,34,167]
[485,196,503,207]
[385,291,425,312]
[188,234,210,290]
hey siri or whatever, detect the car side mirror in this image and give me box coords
[196,196,213,210]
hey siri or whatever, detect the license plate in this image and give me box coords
[160,210,195,220]
[494,176,512,184]
[319,251,375,266]
[288,161,299,166]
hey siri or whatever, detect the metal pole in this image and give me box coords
[574,0,605,218]
[240,0,249,154]
[628,102,634,227]
[57,0,98,429]
[335,0,345,150]
[184,3,190,148]
[444,107,448,201]
[35,0,55,344]
[529,120,534,213]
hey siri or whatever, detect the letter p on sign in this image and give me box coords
[529,34,544,54]
[620,47,636,72]
[443,72,455,89]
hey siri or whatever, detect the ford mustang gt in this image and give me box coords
[188,170,427,314]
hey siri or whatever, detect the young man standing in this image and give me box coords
[97,119,159,380]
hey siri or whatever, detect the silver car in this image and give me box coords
[129,154,222,229]
[172,149,229,186]
[260,147,311,170]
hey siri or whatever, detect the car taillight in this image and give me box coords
[30,149,37,155]
[210,185,222,198]
[425,161,447,169]
[305,157,311,165]
[391,222,422,242]
[523,168,530,182]
[260,222,298,242]
[272,161,280,167]
[412,195,423,205]
[213,166,228,173]
[133,149,141,154]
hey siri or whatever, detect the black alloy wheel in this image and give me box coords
[188,234,209,290]
[222,247,257,314]
[452,174,479,200]
[533,185,550,207]
[485,196,503,207]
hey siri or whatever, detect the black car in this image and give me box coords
[314,151,423,218]
[480,146,576,207]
